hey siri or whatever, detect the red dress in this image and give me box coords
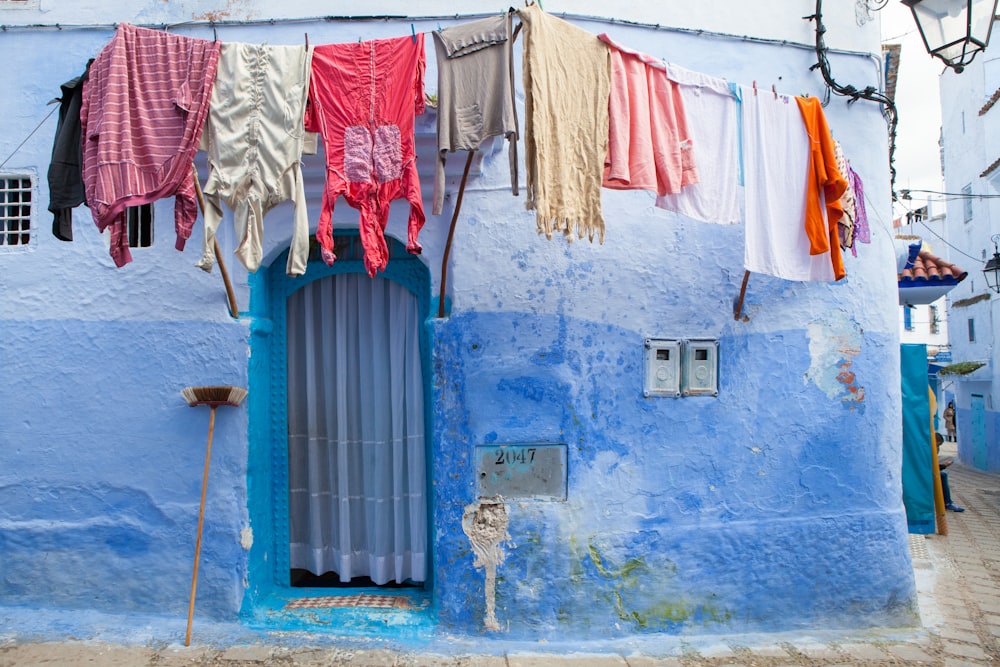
[306,34,426,277]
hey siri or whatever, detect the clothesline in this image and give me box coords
[39,9,878,326]
[0,12,883,60]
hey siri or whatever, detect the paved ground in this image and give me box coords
[2,441,999,666]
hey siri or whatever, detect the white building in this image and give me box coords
[938,33,1000,470]
[0,0,917,648]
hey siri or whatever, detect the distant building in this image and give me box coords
[938,35,1000,471]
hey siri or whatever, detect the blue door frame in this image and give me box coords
[241,232,434,620]
[971,393,987,470]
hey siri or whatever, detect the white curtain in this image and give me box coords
[286,273,426,584]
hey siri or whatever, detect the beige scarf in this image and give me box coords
[518,4,610,243]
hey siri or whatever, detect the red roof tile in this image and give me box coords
[981,155,1000,178]
[981,87,1000,115]
[899,250,968,283]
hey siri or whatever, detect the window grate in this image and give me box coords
[126,204,153,248]
[0,176,32,247]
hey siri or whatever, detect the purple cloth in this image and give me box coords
[849,166,870,256]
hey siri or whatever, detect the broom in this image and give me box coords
[180,385,247,646]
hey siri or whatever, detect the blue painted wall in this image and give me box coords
[0,1,915,645]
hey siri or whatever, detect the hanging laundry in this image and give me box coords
[655,63,740,224]
[47,60,92,242]
[849,166,871,254]
[742,86,835,281]
[518,4,609,243]
[81,24,220,267]
[833,139,856,253]
[796,95,848,281]
[195,43,313,277]
[432,13,519,216]
[305,34,426,278]
[598,34,697,197]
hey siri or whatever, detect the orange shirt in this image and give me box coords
[795,96,848,280]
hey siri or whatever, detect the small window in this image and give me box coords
[903,306,913,331]
[963,184,973,223]
[929,306,940,334]
[126,204,153,248]
[969,318,976,342]
[0,175,32,247]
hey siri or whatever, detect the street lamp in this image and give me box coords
[902,0,1000,73]
[983,234,1000,293]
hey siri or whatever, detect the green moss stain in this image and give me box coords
[586,543,731,631]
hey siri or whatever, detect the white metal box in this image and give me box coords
[682,339,719,396]
[643,338,681,397]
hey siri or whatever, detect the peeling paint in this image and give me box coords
[807,312,865,406]
[240,526,253,551]
[191,0,253,22]
[462,499,511,632]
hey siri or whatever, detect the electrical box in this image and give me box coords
[682,339,719,396]
[644,338,681,397]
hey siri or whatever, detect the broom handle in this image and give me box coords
[191,164,239,319]
[185,405,216,647]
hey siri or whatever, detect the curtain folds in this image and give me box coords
[286,273,426,584]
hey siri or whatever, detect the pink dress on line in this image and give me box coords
[598,33,697,196]
[305,34,426,278]
[81,23,220,267]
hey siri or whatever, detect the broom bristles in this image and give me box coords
[181,385,248,407]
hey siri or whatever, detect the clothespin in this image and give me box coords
[437,23,443,33]
[212,24,218,42]
[752,80,757,96]
[305,33,309,48]
[772,84,777,99]
[411,23,417,43]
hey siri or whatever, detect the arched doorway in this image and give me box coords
[245,232,431,609]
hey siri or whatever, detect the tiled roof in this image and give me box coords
[981,155,1000,178]
[980,87,1000,115]
[899,250,968,283]
[883,44,901,104]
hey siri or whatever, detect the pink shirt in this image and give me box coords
[598,34,697,196]
[81,24,220,267]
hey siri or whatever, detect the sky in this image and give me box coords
[878,3,948,209]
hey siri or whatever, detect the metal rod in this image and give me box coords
[734,270,750,320]
[438,151,476,319]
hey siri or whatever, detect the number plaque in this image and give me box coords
[475,443,567,501]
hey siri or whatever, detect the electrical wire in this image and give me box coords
[0,104,58,170]
[807,0,898,201]
[891,195,986,263]
[0,12,886,59]
[901,188,1000,199]
[915,219,986,263]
